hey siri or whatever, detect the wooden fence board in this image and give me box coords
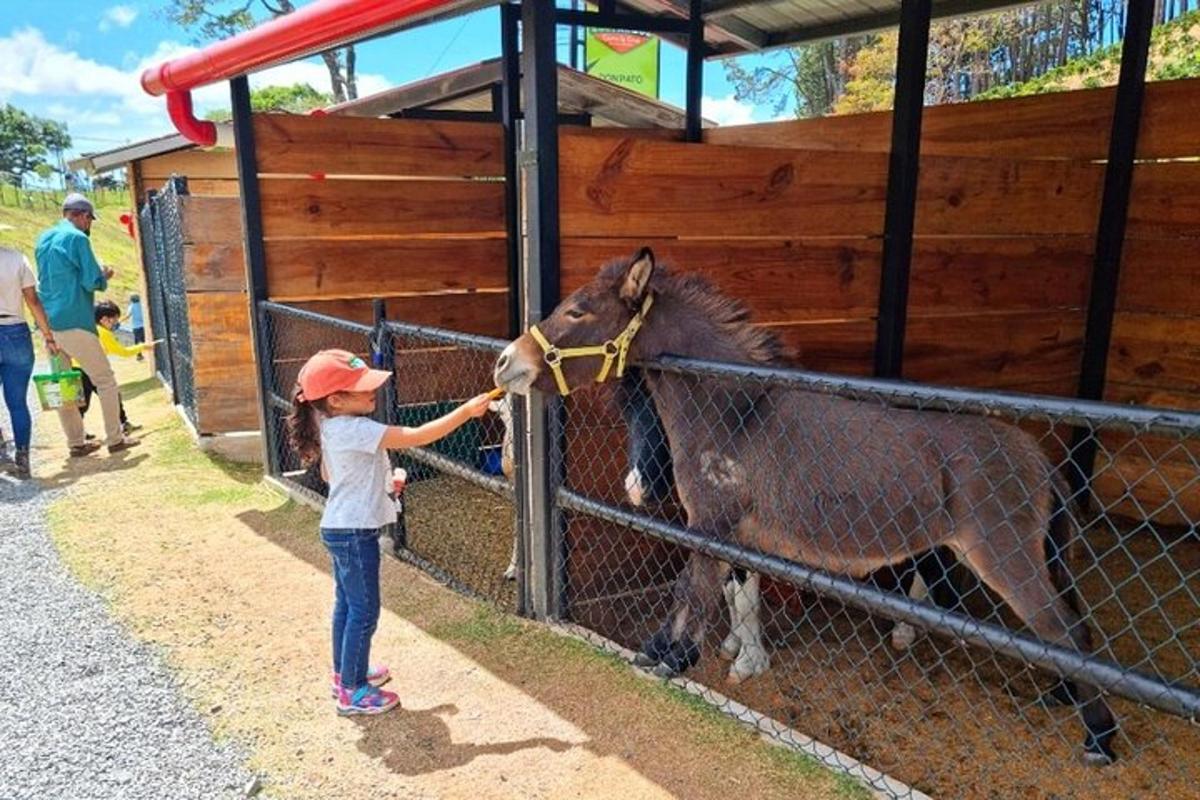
[1106,312,1200,395]
[1117,239,1200,315]
[253,114,505,178]
[559,134,1104,238]
[259,178,505,239]
[184,243,245,291]
[558,133,889,238]
[1128,162,1200,238]
[562,236,1089,321]
[188,292,258,434]
[702,78,1200,160]
[179,195,243,244]
[140,148,238,182]
[292,291,509,337]
[266,237,508,300]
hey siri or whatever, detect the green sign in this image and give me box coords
[584,25,660,99]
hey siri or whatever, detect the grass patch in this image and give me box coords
[0,202,142,304]
[428,605,525,644]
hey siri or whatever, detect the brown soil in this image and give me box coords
[38,361,866,800]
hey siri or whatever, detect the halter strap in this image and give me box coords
[528,294,654,396]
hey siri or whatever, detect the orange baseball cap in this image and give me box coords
[297,349,391,402]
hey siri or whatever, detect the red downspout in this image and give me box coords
[141,0,462,145]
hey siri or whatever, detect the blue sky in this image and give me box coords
[1,1,788,164]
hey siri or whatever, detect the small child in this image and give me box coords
[126,293,145,361]
[286,348,491,716]
[77,301,148,435]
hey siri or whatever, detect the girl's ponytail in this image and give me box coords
[285,384,323,465]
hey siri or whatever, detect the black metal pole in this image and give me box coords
[520,0,565,621]
[230,75,279,476]
[1069,0,1156,500]
[685,0,704,142]
[873,0,932,379]
[372,298,406,552]
[501,2,522,340]
[568,0,580,70]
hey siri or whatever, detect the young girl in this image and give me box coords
[286,348,491,715]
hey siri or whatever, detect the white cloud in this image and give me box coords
[703,94,756,127]
[0,28,392,158]
[99,5,138,32]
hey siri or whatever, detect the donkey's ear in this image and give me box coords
[620,247,655,305]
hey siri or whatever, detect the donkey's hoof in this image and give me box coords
[651,662,678,679]
[503,563,517,582]
[636,629,673,667]
[727,646,769,685]
[1082,732,1118,766]
[890,622,917,651]
[719,633,741,661]
[659,637,700,675]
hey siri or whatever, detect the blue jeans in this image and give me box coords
[321,528,382,691]
[0,325,34,449]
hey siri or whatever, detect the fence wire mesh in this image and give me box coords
[259,302,517,611]
[139,178,196,424]
[557,360,1200,799]
[255,297,1199,799]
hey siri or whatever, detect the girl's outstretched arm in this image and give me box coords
[380,392,492,450]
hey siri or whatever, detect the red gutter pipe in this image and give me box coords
[141,0,462,145]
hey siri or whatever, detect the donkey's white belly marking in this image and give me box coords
[701,451,745,489]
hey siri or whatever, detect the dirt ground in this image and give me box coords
[397,464,1200,799]
[35,360,868,800]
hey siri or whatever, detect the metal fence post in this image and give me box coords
[1069,0,1155,502]
[372,298,406,551]
[146,189,181,406]
[519,0,566,621]
[230,75,280,477]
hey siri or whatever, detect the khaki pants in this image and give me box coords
[54,328,123,448]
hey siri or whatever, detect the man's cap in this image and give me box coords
[62,193,98,219]
[297,349,390,402]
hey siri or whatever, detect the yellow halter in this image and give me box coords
[528,295,654,396]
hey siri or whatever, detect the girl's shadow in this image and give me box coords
[353,703,574,776]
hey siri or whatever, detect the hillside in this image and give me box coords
[977,9,1200,100]
[0,200,142,307]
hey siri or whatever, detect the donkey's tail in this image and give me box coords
[1047,474,1084,616]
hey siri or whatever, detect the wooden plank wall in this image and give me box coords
[559,78,1200,527]
[254,113,509,404]
[136,149,239,203]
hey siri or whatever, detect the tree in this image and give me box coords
[0,104,71,184]
[162,0,358,102]
[203,83,334,121]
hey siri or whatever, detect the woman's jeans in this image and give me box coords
[0,325,34,449]
[320,528,382,691]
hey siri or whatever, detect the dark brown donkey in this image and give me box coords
[493,249,1118,764]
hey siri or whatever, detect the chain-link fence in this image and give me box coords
[557,356,1200,799]
[138,177,196,425]
[253,295,1199,798]
[259,301,518,611]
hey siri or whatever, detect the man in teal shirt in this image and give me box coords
[35,193,138,456]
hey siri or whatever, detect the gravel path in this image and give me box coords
[0,392,254,800]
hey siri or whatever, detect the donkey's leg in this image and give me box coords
[636,552,729,678]
[719,568,742,660]
[503,529,518,581]
[891,569,927,651]
[955,540,1118,765]
[727,572,770,684]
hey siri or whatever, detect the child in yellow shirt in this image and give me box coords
[76,300,149,436]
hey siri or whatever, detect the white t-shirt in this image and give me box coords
[0,247,35,326]
[319,414,396,530]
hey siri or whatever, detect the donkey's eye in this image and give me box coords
[565,308,586,320]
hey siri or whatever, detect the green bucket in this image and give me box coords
[33,354,85,411]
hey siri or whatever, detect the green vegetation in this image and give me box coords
[0,198,142,303]
[203,83,333,122]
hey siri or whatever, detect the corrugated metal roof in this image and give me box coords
[618,0,1042,55]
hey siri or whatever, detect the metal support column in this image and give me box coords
[1069,0,1155,500]
[230,75,278,476]
[873,0,932,379]
[685,0,704,142]
[500,1,530,617]
[145,188,180,406]
[519,0,565,621]
[372,298,406,551]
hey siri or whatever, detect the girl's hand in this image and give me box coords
[462,392,493,418]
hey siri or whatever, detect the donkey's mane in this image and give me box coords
[598,258,788,366]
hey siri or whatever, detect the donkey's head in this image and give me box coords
[494,248,658,396]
